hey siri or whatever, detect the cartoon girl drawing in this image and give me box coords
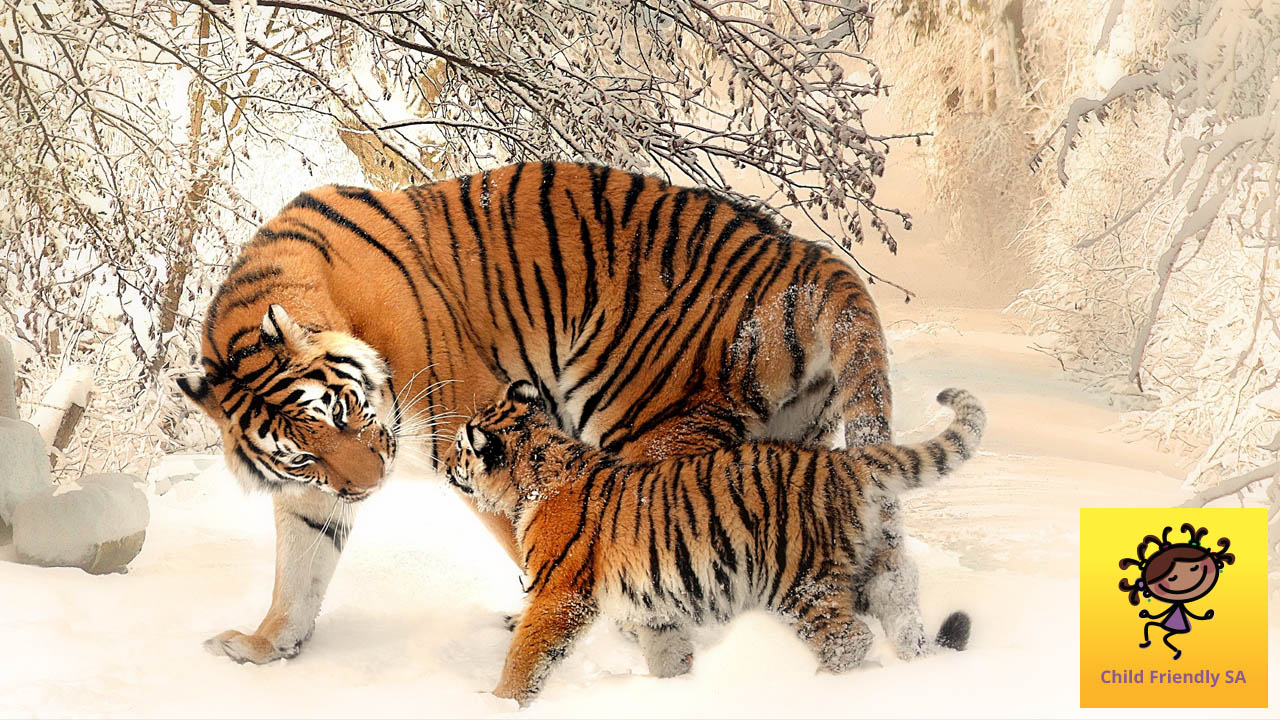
[1118,523,1235,660]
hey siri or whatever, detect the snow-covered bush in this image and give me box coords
[0,1,285,477]
[869,0,1169,300]
[1015,0,1280,560]
[872,0,1278,563]
[1022,0,1279,466]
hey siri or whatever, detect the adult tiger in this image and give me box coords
[178,161,892,665]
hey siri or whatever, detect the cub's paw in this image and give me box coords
[638,627,695,678]
[648,649,694,679]
[492,682,534,708]
[204,629,299,664]
[614,619,640,644]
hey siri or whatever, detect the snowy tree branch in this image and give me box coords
[175,0,921,257]
[1178,461,1280,509]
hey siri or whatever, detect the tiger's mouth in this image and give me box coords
[447,468,474,495]
[336,487,376,503]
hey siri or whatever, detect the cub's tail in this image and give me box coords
[936,610,971,651]
[854,388,986,494]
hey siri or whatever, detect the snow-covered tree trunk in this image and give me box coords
[30,366,92,467]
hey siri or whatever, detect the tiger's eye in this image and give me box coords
[332,399,349,429]
[287,453,315,468]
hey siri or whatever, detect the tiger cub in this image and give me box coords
[448,380,986,705]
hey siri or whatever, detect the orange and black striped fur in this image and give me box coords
[178,162,892,665]
[449,382,985,705]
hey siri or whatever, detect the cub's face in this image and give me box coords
[449,420,519,516]
[179,305,400,502]
[446,380,548,516]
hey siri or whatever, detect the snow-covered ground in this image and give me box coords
[2,305,1275,719]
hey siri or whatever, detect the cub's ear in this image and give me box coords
[504,380,543,408]
[260,304,312,353]
[466,424,505,470]
[176,374,221,418]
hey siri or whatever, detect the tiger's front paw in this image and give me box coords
[204,629,300,664]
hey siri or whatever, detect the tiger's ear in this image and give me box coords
[260,304,312,353]
[465,424,505,470]
[504,380,543,409]
[176,374,221,418]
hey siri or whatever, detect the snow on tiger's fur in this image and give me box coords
[449,381,985,705]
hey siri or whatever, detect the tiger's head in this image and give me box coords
[177,304,398,502]
[447,380,553,517]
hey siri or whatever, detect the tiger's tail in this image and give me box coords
[855,388,986,493]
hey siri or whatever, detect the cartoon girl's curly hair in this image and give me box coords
[1117,523,1235,605]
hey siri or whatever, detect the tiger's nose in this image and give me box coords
[326,435,386,495]
[354,453,386,490]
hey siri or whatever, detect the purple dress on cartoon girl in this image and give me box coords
[1162,605,1188,632]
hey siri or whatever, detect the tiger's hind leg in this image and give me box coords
[840,345,891,448]
[779,570,875,673]
[825,290,892,448]
[635,622,695,678]
[609,404,740,681]
[863,534,931,660]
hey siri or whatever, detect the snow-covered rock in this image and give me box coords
[12,473,149,574]
[0,416,51,545]
[0,335,17,419]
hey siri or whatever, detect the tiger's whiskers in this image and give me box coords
[305,496,342,572]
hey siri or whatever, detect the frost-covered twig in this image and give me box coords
[1179,460,1280,509]
[180,0,920,257]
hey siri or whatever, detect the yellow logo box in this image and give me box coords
[1080,508,1267,708]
